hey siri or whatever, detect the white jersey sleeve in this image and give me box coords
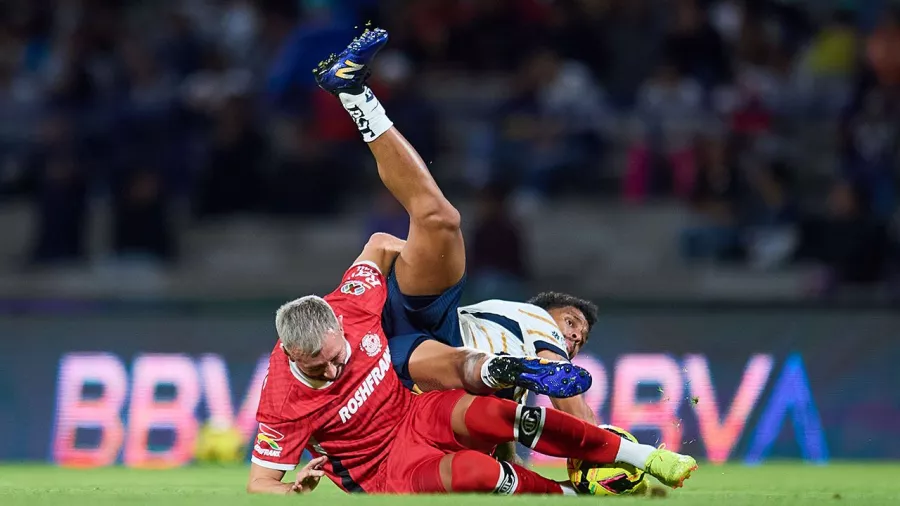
[514,304,570,360]
[457,300,569,360]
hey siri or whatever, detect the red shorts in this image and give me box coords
[375,389,468,494]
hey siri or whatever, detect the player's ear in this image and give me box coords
[280,343,290,357]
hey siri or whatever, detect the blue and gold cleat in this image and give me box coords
[487,356,592,398]
[314,28,389,96]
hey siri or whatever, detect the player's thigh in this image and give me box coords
[387,333,430,391]
[408,340,481,392]
[394,218,465,296]
[383,265,466,342]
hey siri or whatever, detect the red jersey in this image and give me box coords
[251,262,414,492]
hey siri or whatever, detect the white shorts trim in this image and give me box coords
[251,456,296,471]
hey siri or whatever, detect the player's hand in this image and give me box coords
[290,456,327,494]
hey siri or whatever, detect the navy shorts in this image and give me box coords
[381,266,466,389]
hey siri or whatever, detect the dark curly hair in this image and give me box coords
[526,292,598,330]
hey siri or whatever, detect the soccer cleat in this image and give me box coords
[643,447,698,489]
[487,356,592,398]
[314,28,389,96]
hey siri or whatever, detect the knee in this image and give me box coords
[417,203,461,232]
[366,232,405,251]
[450,451,500,493]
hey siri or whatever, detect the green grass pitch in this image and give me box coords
[1,462,899,505]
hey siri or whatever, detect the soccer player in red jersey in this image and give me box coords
[247,28,698,496]
[247,250,697,494]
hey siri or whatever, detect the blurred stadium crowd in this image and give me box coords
[1,0,899,299]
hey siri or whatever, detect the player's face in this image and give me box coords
[290,329,350,382]
[548,306,589,358]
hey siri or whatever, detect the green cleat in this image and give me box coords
[644,448,698,489]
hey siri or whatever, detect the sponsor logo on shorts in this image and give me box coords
[254,424,284,458]
[341,281,367,296]
[338,347,392,423]
[360,333,382,357]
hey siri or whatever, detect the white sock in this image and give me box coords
[480,355,509,389]
[615,439,656,469]
[338,87,393,142]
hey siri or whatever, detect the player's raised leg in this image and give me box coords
[450,394,699,489]
[313,29,590,399]
[314,29,464,294]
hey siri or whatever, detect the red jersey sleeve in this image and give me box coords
[325,261,388,317]
[250,419,310,471]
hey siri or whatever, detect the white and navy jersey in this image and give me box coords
[457,300,569,360]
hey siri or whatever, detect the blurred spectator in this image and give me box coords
[157,10,204,79]
[742,159,800,269]
[195,96,267,218]
[603,0,663,106]
[180,47,252,116]
[28,115,88,265]
[839,86,899,219]
[371,51,438,164]
[493,48,609,204]
[796,8,860,116]
[468,182,529,301]
[709,0,745,46]
[680,134,744,262]
[112,166,176,263]
[803,8,859,78]
[541,0,610,80]
[665,0,732,87]
[865,6,900,88]
[266,117,344,216]
[800,180,888,290]
[625,60,703,201]
[719,13,779,133]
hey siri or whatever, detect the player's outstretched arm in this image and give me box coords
[247,457,326,495]
[354,232,406,275]
[537,349,597,424]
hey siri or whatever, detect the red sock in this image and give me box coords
[464,397,621,464]
[449,450,563,495]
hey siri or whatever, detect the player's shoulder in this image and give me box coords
[325,262,386,308]
[461,299,552,320]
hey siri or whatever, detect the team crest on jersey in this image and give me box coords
[254,423,284,458]
[360,333,382,357]
[341,280,368,296]
[551,330,565,347]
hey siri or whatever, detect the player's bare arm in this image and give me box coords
[537,349,597,424]
[247,457,326,495]
[355,232,406,275]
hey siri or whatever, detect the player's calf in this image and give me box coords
[454,396,699,489]
[413,451,575,495]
